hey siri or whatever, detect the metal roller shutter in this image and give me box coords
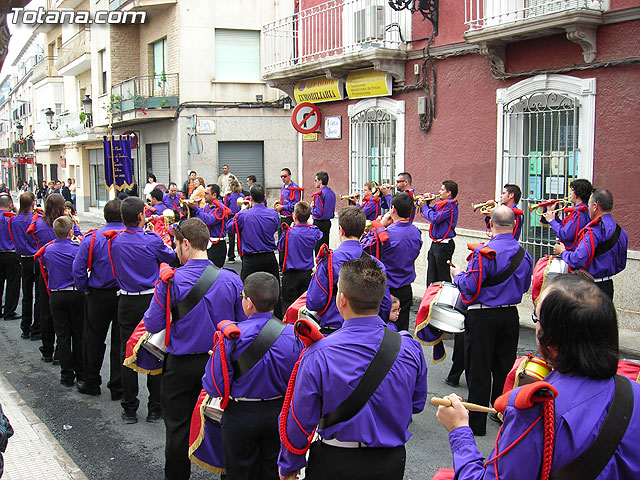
[146,142,170,186]
[218,141,264,187]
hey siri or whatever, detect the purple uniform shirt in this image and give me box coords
[421,199,458,241]
[32,217,82,249]
[8,213,36,255]
[280,181,303,217]
[41,238,80,290]
[356,197,382,221]
[0,213,14,251]
[278,223,323,272]
[365,221,423,289]
[277,316,428,476]
[202,312,302,399]
[72,222,124,292]
[311,186,336,220]
[233,204,279,254]
[548,203,590,251]
[306,240,392,328]
[108,227,176,292]
[383,189,416,222]
[454,233,532,307]
[194,201,228,241]
[162,192,183,212]
[447,370,640,480]
[487,204,523,240]
[143,259,245,355]
[224,192,243,216]
[560,213,628,279]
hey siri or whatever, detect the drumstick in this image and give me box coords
[447,260,456,268]
[431,397,497,414]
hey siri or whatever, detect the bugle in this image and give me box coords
[273,200,282,210]
[237,197,252,210]
[340,193,359,200]
[529,197,569,215]
[414,193,437,206]
[472,200,498,214]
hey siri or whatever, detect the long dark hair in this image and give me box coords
[44,193,65,227]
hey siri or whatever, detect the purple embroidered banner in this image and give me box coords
[104,136,134,191]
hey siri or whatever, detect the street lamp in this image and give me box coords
[16,122,23,138]
[81,94,93,127]
[45,108,58,130]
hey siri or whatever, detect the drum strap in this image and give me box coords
[550,375,633,480]
[171,265,220,321]
[482,247,525,288]
[232,317,286,377]
[318,328,401,430]
[593,224,621,258]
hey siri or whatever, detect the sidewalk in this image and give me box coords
[0,374,86,480]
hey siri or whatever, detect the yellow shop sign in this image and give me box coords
[346,69,392,99]
[294,77,344,104]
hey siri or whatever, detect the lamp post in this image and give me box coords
[45,108,58,130]
[81,94,93,127]
[16,122,23,138]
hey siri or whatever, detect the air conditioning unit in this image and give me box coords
[354,5,385,43]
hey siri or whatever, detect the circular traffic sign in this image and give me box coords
[291,102,322,134]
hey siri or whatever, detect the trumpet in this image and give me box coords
[414,193,437,206]
[529,197,569,215]
[273,200,282,210]
[472,200,498,214]
[237,197,252,210]
[340,193,360,200]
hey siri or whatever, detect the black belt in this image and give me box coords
[244,251,274,256]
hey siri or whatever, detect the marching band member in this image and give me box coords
[542,179,592,250]
[72,199,124,399]
[381,172,416,222]
[553,188,627,300]
[204,272,301,480]
[0,195,21,324]
[223,179,244,263]
[36,216,84,387]
[353,181,382,221]
[107,197,176,424]
[306,206,391,334]
[276,168,302,227]
[162,182,184,213]
[485,184,523,240]
[278,201,322,313]
[193,184,230,268]
[311,171,336,255]
[142,218,245,480]
[450,206,533,436]
[245,175,267,205]
[436,274,640,480]
[8,192,40,339]
[278,258,428,480]
[145,188,165,218]
[362,193,422,332]
[420,180,458,285]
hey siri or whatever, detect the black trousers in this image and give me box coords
[20,256,40,336]
[278,216,294,266]
[221,398,284,480]
[227,229,236,261]
[447,333,465,383]
[0,251,20,316]
[313,219,331,256]
[596,279,614,300]
[50,290,85,382]
[118,294,162,415]
[464,306,519,435]
[305,442,405,480]
[426,241,455,286]
[389,284,412,332]
[281,269,311,314]
[38,275,55,358]
[241,252,282,318]
[84,287,122,395]
[207,240,226,268]
[162,352,209,480]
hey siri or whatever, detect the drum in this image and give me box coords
[141,330,167,361]
[429,282,466,334]
[516,355,552,386]
[532,255,568,305]
[203,396,224,425]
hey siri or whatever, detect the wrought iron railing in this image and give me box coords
[263,0,411,73]
[465,0,605,31]
[110,73,179,113]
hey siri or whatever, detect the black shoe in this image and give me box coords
[61,378,75,387]
[146,411,163,423]
[444,377,460,387]
[121,411,138,424]
[3,312,20,320]
[110,391,123,401]
[21,332,30,340]
[41,356,53,363]
[30,333,42,341]
[488,412,503,425]
[76,381,101,396]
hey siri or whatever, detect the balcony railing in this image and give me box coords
[32,56,59,83]
[52,110,94,138]
[465,0,605,31]
[55,28,91,72]
[110,73,179,114]
[263,0,411,74]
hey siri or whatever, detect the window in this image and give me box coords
[215,29,260,83]
[151,38,168,95]
[99,49,107,94]
[496,74,596,260]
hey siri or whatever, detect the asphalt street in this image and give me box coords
[0,214,542,479]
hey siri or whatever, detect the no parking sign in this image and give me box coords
[291,102,322,134]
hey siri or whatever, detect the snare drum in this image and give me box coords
[141,330,167,361]
[203,396,224,425]
[532,255,568,305]
[429,282,466,334]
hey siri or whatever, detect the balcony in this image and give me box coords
[110,73,179,124]
[32,57,60,84]
[464,0,605,67]
[263,0,411,93]
[55,28,91,76]
[33,120,61,149]
[109,0,176,14]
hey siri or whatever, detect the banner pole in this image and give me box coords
[108,124,117,192]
